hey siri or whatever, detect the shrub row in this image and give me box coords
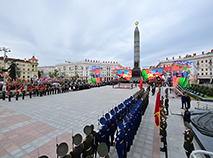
[188,84,213,97]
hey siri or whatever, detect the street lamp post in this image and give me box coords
[0,47,11,90]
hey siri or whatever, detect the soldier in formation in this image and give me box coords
[98,94,145,158]
[160,114,167,152]
[183,121,194,158]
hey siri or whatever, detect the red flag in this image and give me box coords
[7,85,11,96]
[138,78,143,90]
[21,84,23,94]
[15,84,18,95]
[154,91,162,127]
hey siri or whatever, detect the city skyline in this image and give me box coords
[0,0,213,67]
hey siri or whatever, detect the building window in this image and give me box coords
[206,68,208,71]
[28,72,29,74]
[206,64,207,67]
[206,73,208,75]
[198,73,199,75]
[206,60,208,63]
[28,76,30,78]
[201,73,203,75]
[23,68,25,70]
[201,60,203,63]
[28,69,30,71]
[28,65,30,67]
[23,76,25,78]
[210,68,212,71]
[23,72,25,74]
[23,64,25,66]
[201,69,203,71]
[210,72,212,75]
[201,65,203,67]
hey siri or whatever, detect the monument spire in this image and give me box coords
[132,21,141,81]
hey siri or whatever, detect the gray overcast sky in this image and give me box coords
[0,0,213,67]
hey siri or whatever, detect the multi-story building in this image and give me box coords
[55,60,123,82]
[157,49,213,83]
[38,66,55,78]
[0,56,39,79]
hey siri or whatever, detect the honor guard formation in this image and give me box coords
[38,86,150,158]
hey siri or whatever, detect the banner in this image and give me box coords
[38,85,46,91]
[27,85,36,92]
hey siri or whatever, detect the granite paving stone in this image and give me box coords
[0,85,207,158]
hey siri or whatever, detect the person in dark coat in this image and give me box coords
[160,114,167,152]
[83,126,94,158]
[165,95,169,115]
[186,93,191,109]
[90,124,100,158]
[66,134,84,158]
[152,86,155,96]
[183,121,195,158]
[183,108,191,123]
[181,93,187,109]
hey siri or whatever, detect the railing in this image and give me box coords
[195,101,213,110]
[190,150,213,158]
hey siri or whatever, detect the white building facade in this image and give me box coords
[157,49,213,83]
[55,60,123,82]
[38,66,55,78]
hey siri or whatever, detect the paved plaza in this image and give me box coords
[0,85,209,158]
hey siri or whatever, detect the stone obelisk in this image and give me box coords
[132,21,141,81]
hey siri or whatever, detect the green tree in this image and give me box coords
[38,70,43,78]
[53,69,59,78]
[60,72,65,78]
[48,72,54,78]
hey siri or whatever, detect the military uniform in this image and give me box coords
[115,122,125,158]
[68,143,84,158]
[160,115,167,152]
[183,122,194,158]
[83,126,94,158]
[110,109,117,146]
[165,97,169,115]
[105,113,111,150]
[98,118,108,148]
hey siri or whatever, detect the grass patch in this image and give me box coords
[203,95,213,99]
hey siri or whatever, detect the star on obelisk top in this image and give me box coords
[135,21,139,27]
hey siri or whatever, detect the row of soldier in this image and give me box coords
[1,83,106,101]
[38,125,110,158]
[38,91,146,158]
[98,95,144,158]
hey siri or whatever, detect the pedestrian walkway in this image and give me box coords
[160,87,205,158]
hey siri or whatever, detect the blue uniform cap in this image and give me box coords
[105,113,110,119]
[118,121,124,130]
[118,104,122,109]
[110,109,115,115]
[133,103,138,108]
[100,117,106,125]
[130,109,135,115]
[114,107,118,112]
[126,113,131,119]
[137,99,142,105]
[124,116,129,123]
